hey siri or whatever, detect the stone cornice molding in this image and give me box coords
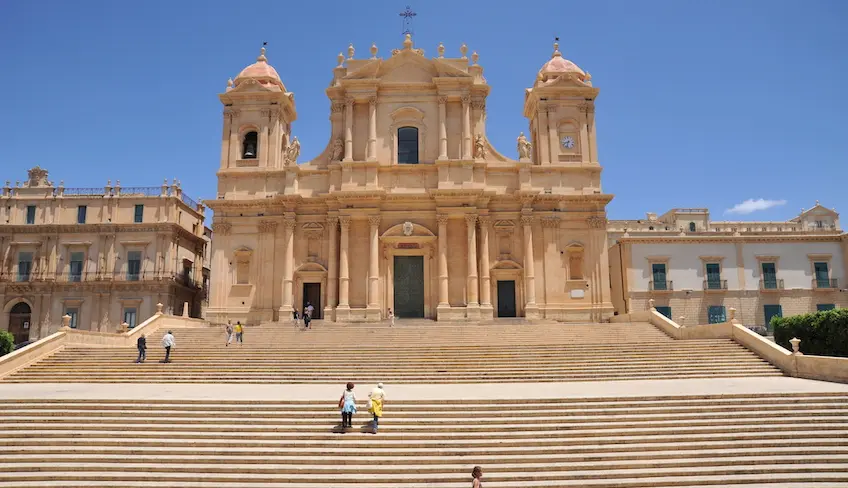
[620,234,843,244]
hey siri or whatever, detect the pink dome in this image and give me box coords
[232,48,286,91]
[534,43,590,87]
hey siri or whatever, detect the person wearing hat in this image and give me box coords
[368,382,386,434]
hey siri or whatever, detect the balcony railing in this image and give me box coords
[760,278,784,290]
[649,280,673,291]
[120,187,161,197]
[813,278,839,290]
[180,192,199,210]
[1,270,203,287]
[703,279,728,290]
[63,187,106,196]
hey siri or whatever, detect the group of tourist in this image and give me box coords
[292,302,315,329]
[134,330,175,363]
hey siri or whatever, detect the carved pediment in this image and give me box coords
[381,222,435,238]
[381,62,436,84]
[493,220,515,236]
[302,222,325,239]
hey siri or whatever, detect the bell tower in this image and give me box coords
[218,47,297,172]
[523,42,599,168]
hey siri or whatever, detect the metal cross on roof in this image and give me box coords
[399,6,416,36]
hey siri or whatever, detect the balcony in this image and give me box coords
[1,271,203,288]
[649,280,673,292]
[759,278,784,291]
[703,279,728,291]
[813,278,839,290]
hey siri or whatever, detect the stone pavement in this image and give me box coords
[1,376,846,401]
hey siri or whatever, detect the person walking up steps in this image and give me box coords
[368,382,386,434]
[387,308,395,327]
[135,334,147,363]
[225,321,234,347]
[161,330,175,363]
[234,321,244,345]
[339,382,356,431]
[472,466,483,488]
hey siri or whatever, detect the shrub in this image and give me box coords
[0,331,14,357]
[772,308,848,357]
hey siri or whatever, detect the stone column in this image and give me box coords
[337,216,351,309]
[343,98,354,162]
[437,214,449,307]
[325,216,339,320]
[465,214,479,307]
[522,215,539,318]
[461,94,472,160]
[547,105,558,165]
[367,96,377,161]
[478,216,492,315]
[438,96,448,159]
[368,215,381,309]
[538,106,550,165]
[281,217,296,312]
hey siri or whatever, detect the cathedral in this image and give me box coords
[206,35,614,324]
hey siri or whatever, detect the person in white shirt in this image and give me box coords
[161,330,175,363]
[387,308,395,327]
[305,302,315,319]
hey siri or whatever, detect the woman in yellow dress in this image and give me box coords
[368,382,386,434]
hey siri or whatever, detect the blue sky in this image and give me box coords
[1,0,846,221]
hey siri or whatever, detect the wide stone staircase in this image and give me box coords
[0,392,847,487]
[3,321,783,383]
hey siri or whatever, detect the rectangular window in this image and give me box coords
[761,262,777,288]
[708,305,727,324]
[655,306,672,319]
[651,263,667,290]
[764,304,783,331]
[69,252,84,282]
[817,304,835,312]
[134,204,143,223]
[26,205,36,224]
[77,205,87,224]
[814,262,829,287]
[127,251,142,281]
[123,308,138,328]
[65,308,79,329]
[705,263,721,289]
[17,252,33,281]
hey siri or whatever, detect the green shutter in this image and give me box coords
[708,306,726,324]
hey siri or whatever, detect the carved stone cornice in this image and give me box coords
[368,215,381,226]
[587,216,607,229]
[465,214,478,226]
[258,220,278,234]
[541,217,560,229]
[339,216,351,229]
[436,214,449,226]
[212,222,232,236]
[302,221,325,239]
[493,220,515,236]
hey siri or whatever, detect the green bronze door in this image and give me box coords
[393,256,425,318]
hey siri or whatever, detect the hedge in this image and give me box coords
[0,331,14,357]
[772,308,848,358]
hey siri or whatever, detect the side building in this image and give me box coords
[0,167,209,344]
[609,204,848,328]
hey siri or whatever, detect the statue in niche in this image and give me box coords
[474,134,487,160]
[285,136,301,165]
[517,132,532,160]
[331,138,344,161]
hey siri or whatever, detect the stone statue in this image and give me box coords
[26,166,49,187]
[517,132,532,160]
[402,221,414,236]
[474,134,487,160]
[331,138,344,161]
[285,136,301,165]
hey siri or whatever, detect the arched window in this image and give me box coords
[397,127,418,164]
[689,222,696,232]
[242,131,258,159]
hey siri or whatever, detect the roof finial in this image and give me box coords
[403,33,413,50]
[348,43,355,60]
[471,51,479,66]
[258,42,268,62]
[226,78,233,88]
[460,43,468,60]
[816,200,820,206]
[438,42,445,58]
[370,42,378,59]
[553,37,561,58]
[337,52,345,67]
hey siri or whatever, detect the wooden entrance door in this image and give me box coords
[302,283,322,319]
[8,302,32,344]
[497,281,517,317]
[393,256,424,318]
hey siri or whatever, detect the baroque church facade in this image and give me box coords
[206,36,614,324]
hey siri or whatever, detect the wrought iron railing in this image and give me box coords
[180,192,199,210]
[649,280,673,291]
[813,278,838,289]
[703,279,728,290]
[120,187,161,197]
[63,187,106,196]
[759,278,784,290]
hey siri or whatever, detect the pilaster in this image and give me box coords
[336,216,351,321]
[465,214,480,319]
[436,214,450,320]
[367,215,381,319]
[478,216,493,319]
[325,215,339,321]
[521,214,539,319]
[438,96,448,159]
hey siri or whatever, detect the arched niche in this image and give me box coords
[389,107,427,164]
